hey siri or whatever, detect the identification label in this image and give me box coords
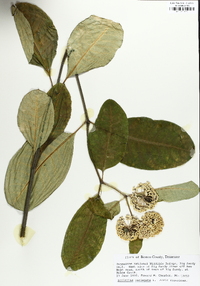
[114,254,200,285]
[168,1,197,12]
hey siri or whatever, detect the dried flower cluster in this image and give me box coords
[116,211,164,241]
[138,211,164,239]
[130,181,159,212]
[116,214,140,241]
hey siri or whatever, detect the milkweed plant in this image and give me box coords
[4,2,199,271]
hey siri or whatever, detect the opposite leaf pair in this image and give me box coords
[12,3,124,81]
[5,80,73,211]
[88,99,194,172]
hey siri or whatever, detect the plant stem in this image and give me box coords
[75,74,90,135]
[75,74,129,199]
[102,181,127,197]
[57,49,68,84]
[125,195,133,216]
[20,121,85,238]
[46,69,53,87]
[49,75,53,87]
[20,148,41,237]
[75,74,104,185]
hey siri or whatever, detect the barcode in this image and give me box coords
[169,7,195,11]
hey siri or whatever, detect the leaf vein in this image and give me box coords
[128,135,189,151]
[67,28,109,78]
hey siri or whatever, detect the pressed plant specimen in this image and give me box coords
[4,2,199,271]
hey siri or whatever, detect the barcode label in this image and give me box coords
[168,1,197,13]
[169,7,195,11]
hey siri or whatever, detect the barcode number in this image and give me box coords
[169,7,195,11]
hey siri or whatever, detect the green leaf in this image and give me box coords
[4,142,33,210]
[156,181,199,202]
[121,117,195,170]
[17,89,54,151]
[88,100,128,171]
[88,196,112,219]
[87,196,120,219]
[129,239,143,254]
[104,201,120,219]
[12,3,58,72]
[11,5,34,63]
[61,199,107,271]
[4,132,74,210]
[47,83,71,142]
[66,15,123,78]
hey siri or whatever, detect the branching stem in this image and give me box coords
[75,74,129,200]
[102,181,127,197]
[20,122,85,238]
[75,74,105,186]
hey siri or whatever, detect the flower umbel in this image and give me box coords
[130,182,159,212]
[116,214,141,241]
[138,211,164,239]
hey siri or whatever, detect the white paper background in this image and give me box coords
[0,0,199,285]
